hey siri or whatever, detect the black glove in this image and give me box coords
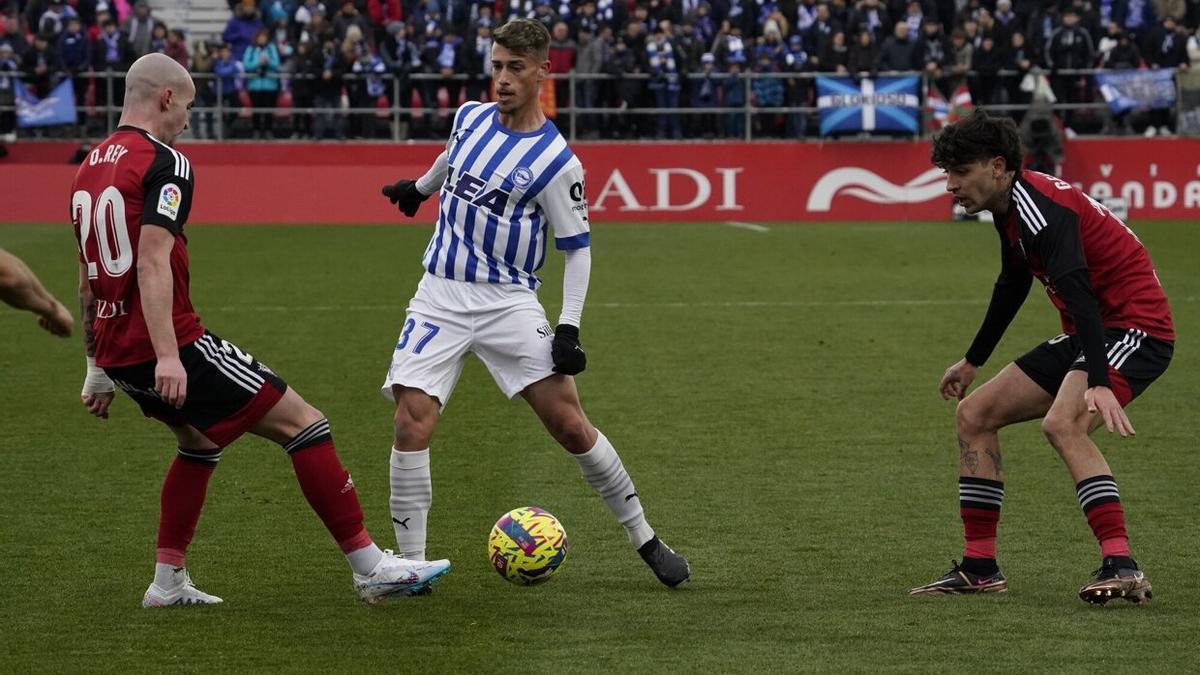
[381,179,430,217]
[551,324,586,376]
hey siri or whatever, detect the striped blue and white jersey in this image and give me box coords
[420,101,590,290]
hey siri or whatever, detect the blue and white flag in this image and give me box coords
[1095,69,1176,115]
[816,76,920,136]
[15,78,77,128]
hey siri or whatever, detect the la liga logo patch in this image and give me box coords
[157,183,181,220]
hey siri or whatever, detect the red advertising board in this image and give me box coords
[2,139,1197,224]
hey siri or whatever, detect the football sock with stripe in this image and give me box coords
[1077,474,1131,558]
[389,447,431,561]
[285,419,381,573]
[573,430,655,549]
[960,477,1004,570]
[155,447,221,570]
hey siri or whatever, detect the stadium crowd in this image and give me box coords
[1,0,1199,140]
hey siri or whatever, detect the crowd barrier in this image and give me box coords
[2,138,1197,223]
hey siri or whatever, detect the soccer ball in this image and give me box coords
[487,506,568,585]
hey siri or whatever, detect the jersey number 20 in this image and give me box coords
[72,186,132,279]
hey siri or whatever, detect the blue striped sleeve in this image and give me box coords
[555,232,591,250]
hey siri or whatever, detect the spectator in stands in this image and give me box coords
[295,0,329,32]
[970,35,1002,103]
[243,28,282,138]
[805,3,840,67]
[573,24,603,135]
[715,22,749,67]
[1046,6,1094,130]
[1099,23,1143,67]
[212,41,243,134]
[876,19,918,71]
[1,9,29,56]
[0,43,18,139]
[1144,15,1189,67]
[847,27,878,74]
[92,19,131,109]
[783,33,809,137]
[223,3,263,59]
[333,2,374,49]
[349,38,386,138]
[1003,31,1033,119]
[312,33,345,139]
[918,16,944,76]
[290,39,318,138]
[647,24,682,139]
[368,0,404,32]
[1152,0,1187,23]
[818,30,850,72]
[149,22,168,56]
[675,20,705,73]
[1188,25,1200,67]
[38,0,78,38]
[993,0,1020,37]
[191,38,217,139]
[688,51,718,138]
[722,56,746,138]
[462,21,493,103]
[381,20,422,129]
[170,32,194,71]
[436,28,465,121]
[1113,0,1156,41]
[942,27,972,91]
[752,49,783,136]
[605,35,644,137]
[121,0,154,57]
[22,32,61,98]
[850,0,890,43]
[57,16,91,129]
[549,21,576,124]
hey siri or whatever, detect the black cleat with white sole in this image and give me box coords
[638,536,691,588]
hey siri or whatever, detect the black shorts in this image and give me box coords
[104,331,288,447]
[1014,327,1173,407]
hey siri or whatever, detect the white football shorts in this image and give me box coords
[381,273,556,407]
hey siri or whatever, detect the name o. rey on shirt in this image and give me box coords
[88,143,129,166]
[444,168,511,214]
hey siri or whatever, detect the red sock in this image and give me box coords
[290,438,372,553]
[156,450,220,566]
[959,477,1004,560]
[1077,475,1131,558]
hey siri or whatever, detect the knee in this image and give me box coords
[393,402,435,450]
[1041,413,1085,450]
[955,397,993,438]
[545,409,594,454]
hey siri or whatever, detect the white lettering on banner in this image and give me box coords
[591,167,744,212]
[716,168,744,211]
[1089,182,1113,199]
[1185,181,1200,208]
[1153,181,1177,209]
[1121,182,1145,209]
[593,169,646,211]
[651,168,711,211]
[806,167,945,211]
[1099,164,1113,178]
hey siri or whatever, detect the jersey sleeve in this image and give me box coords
[538,162,590,251]
[140,148,194,234]
[1016,182,1087,282]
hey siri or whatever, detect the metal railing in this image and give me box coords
[0,67,1176,143]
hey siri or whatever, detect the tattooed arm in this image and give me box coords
[78,262,115,419]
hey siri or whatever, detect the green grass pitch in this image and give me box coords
[1,221,1197,672]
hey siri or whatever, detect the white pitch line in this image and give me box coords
[725,220,770,233]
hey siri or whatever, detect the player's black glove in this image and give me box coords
[551,324,586,376]
[381,179,430,218]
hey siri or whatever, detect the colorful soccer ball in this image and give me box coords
[487,506,568,585]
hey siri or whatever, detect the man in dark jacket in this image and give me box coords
[57,15,90,127]
[876,19,918,70]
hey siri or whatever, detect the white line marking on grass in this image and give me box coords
[725,221,770,233]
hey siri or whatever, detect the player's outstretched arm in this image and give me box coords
[0,247,74,337]
[381,151,448,217]
[77,262,115,419]
[137,227,187,409]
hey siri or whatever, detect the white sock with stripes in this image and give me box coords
[573,430,655,549]
[389,448,431,561]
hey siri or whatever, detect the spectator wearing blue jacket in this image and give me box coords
[57,16,91,127]
[212,42,243,136]
[722,55,747,138]
[223,4,263,60]
[243,29,281,138]
[647,27,682,139]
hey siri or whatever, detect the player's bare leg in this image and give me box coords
[143,424,224,607]
[522,374,690,588]
[1043,371,1150,606]
[911,364,1052,596]
[252,388,450,601]
[389,385,441,561]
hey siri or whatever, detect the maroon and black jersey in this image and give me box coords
[965,169,1174,389]
[1000,170,1174,341]
[70,125,205,368]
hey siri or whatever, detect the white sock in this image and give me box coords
[573,430,655,549]
[345,543,385,576]
[153,562,183,589]
[390,447,431,560]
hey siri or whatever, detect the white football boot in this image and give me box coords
[142,568,224,607]
[354,550,451,603]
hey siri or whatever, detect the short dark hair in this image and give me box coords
[493,18,550,61]
[931,110,1023,173]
